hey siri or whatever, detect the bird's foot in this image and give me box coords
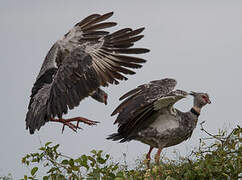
[50,117,100,133]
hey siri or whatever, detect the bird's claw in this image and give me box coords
[50,117,99,133]
[61,121,83,133]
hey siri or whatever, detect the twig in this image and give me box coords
[200,121,224,143]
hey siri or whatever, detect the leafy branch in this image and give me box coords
[20,125,241,180]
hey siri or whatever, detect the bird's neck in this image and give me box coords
[192,106,201,114]
[190,106,201,117]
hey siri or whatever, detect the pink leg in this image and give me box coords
[50,117,99,133]
[146,146,153,168]
[155,148,162,165]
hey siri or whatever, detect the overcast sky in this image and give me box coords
[1,0,242,178]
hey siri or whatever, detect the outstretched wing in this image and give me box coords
[26,12,149,134]
[109,78,187,142]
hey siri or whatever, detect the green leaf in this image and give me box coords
[31,158,39,163]
[71,166,80,171]
[24,175,27,180]
[61,159,69,165]
[105,154,110,159]
[97,157,105,164]
[45,142,52,147]
[31,153,39,157]
[39,147,45,151]
[88,156,96,167]
[31,167,38,176]
[112,164,119,171]
[22,157,26,164]
[53,144,60,150]
[116,171,124,177]
[97,150,103,157]
[81,154,88,162]
[69,159,74,167]
[47,167,58,174]
[43,176,49,180]
[91,149,96,154]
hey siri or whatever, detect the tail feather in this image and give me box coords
[26,104,49,134]
[107,133,123,141]
[26,84,51,134]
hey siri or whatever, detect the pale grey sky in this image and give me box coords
[0,0,242,178]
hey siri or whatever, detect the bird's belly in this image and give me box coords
[149,113,179,133]
[136,113,184,148]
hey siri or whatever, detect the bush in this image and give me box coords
[21,124,241,180]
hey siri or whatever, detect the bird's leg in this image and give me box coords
[50,117,100,133]
[145,146,153,168]
[155,148,162,165]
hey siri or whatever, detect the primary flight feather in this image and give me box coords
[25,12,149,134]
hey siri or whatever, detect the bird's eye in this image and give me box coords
[202,95,208,100]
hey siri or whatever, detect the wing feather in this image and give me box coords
[106,28,132,39]
[77,12,113,28]
[26,12,149,134]
[110,78,185,141]
[82,22,117,32]
[74,14,101,27]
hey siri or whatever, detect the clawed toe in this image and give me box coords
[50,117,99,133]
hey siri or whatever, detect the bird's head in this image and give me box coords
[91,88,108,105]
[189,91,211,108]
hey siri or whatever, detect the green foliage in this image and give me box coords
[21,142,121,180]
[21,125,242,180]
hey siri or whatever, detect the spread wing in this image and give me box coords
[111,78,178,118]
[26,12,149,134]
[109,78,188,142]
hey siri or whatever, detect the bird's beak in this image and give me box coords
[207,99,211,104]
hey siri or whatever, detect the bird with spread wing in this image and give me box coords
[25,12,149,134]
[108,78,211,166]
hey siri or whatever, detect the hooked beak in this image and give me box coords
[104,99,107,105]
[207,99,211,104]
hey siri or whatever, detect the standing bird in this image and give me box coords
[25,12,149,134]
[108,78,211,166]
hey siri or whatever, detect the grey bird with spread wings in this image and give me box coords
[108,78,211,166]
[25,12,149,134]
